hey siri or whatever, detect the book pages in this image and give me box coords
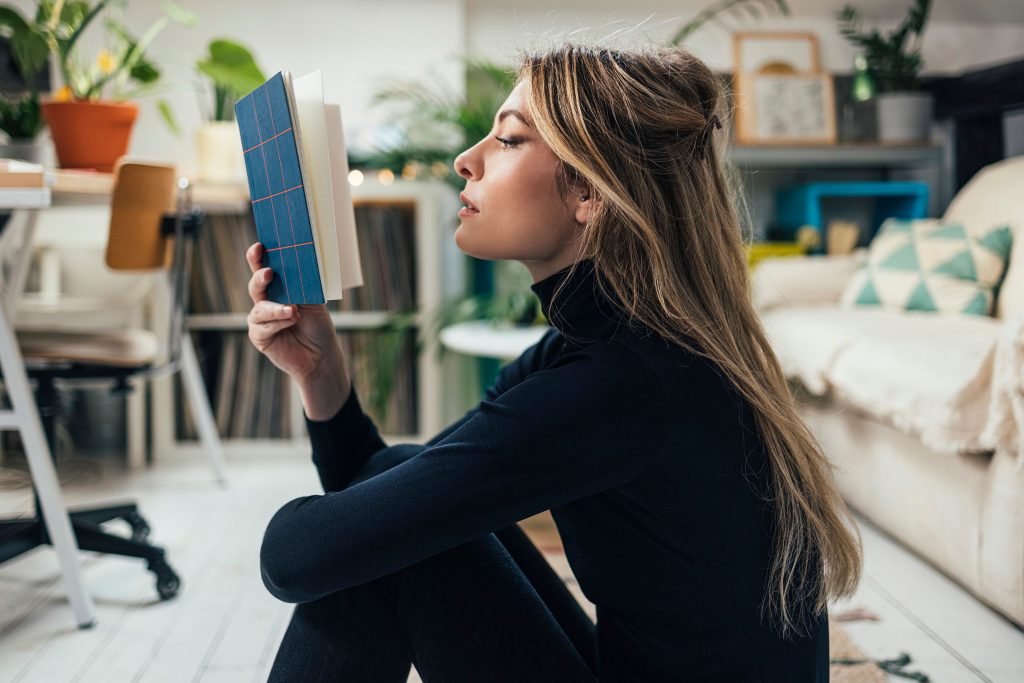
[292,70,343,300]
[324,103,363,292]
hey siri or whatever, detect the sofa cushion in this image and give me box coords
[941,155,1024,320]
[762,305,1003,456]
[839,217,1014,317]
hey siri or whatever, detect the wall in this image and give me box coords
[8,1,1024,179]
[466,2,1024,74]
[9,0,465,175]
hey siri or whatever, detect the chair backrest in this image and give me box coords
[103,159,201,377]
[941,155,1024,320]
[106,160,177,271]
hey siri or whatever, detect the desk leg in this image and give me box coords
[0,305,96,628]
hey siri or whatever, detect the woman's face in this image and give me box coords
[453,80,593,283]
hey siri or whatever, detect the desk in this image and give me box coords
[0,170,229,629]
[0,185,94,628]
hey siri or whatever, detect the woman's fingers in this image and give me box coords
[246,242,263,273]
[249,300,297,325]
[248,316,299,345]
[248,266,275,304]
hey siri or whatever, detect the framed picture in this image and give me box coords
[732,31,837,146]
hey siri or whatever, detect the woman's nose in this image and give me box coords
[454,148,477,181]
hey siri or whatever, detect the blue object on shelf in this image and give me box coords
[776,181,929,253]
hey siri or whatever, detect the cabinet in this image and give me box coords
[150,177,464,460]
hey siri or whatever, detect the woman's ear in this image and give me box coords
[573,186,597,225]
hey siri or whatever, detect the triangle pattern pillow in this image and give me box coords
[839,218,1014,316]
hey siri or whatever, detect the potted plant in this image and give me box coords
[193,38,265,183]
[837,0,933,143]
[23,0,195,172]
[0,9,51,162]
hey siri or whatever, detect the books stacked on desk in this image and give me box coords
[0,159,54,207]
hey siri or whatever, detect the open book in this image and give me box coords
[235,70,363,304]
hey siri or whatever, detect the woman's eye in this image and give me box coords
[494,136,521,149]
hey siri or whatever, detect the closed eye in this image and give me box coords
[494,135,521,150]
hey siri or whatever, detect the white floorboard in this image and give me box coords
[1,452,1021,682]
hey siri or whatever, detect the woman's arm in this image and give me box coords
[259,344,671,604]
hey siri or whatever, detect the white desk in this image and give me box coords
[0,172,233,629]
[0,186,95,628]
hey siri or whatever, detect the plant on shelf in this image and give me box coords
[23,0,196,171]
[0,7,50,160]
[193,38,266,182]
[668,0,790,45]
[836,0,933,142]
[358,57,516,194]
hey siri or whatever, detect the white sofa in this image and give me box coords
[752,156,1024,627]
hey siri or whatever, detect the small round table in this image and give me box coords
[438,320,549,361]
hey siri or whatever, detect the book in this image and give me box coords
[235,70,363,304]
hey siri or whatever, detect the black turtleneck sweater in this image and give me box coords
[260,258,829,682]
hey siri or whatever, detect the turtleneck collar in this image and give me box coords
[529,257,629,346]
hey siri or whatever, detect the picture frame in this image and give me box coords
[732,31,837,146]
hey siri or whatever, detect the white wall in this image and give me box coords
[11,0,465,175]
[466,2,1024,74]
[10,0,1024,177]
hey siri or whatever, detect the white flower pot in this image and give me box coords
[875,91,933,143]
[0,137,51,165]
[195,121,244,183]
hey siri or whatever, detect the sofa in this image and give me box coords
[751,155,1024,627]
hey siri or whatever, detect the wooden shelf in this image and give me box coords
[186,311,413,331]
[730,144,943,169]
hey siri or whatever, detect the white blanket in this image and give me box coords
[761,306,1023,466]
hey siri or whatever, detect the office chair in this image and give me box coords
[0,160,203,600]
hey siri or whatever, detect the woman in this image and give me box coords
[249,43,862,682]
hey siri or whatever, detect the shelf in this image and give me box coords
[730,144,943,169]
[186,311,413,330]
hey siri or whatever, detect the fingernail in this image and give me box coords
[263,269,272,282]
[280,305,292,317]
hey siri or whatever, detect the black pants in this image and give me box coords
[267,445,598,682]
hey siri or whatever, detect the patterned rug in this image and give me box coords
[829,618,888,682]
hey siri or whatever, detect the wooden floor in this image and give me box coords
[0,450,1021,682]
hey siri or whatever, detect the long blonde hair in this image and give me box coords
[517,43,862,638]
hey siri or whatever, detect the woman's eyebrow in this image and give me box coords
[497,109,532,127]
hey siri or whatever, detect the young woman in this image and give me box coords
[247,43,862,682]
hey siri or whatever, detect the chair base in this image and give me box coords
[0,501,181,601]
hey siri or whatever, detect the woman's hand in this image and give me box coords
[246,241,351,419]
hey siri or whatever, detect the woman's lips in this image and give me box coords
[459,193,479,216]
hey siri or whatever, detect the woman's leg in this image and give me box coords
[267,527,596,682]
[267,444,597,682]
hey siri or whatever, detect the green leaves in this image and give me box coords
[669,0,790,46]
[836,0,932,92]
[0,91,44,138]
[197,39,265,95]
[0,5,50,86]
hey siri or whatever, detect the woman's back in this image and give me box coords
[520,258,829,681]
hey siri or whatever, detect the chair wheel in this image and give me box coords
[123,511,151,542]
[150,561,181,600]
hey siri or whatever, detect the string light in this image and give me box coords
[378,168,395,185]
[348,169,364,186]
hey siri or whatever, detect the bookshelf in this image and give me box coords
[150,176,464,461]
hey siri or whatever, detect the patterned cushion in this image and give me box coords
[839,218,1014,316]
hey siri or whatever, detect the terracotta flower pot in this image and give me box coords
[40,99,139,173]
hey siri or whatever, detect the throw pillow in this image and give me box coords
[839,217,1014,316]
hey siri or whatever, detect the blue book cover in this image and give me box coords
[235,71,326,305]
